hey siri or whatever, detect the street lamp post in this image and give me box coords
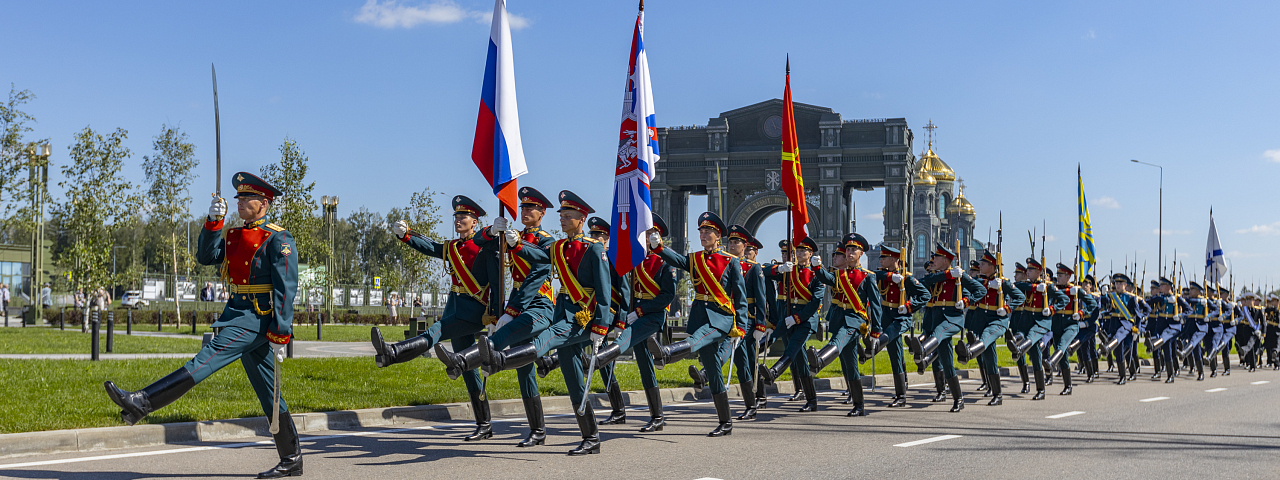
[320,195,339,341]
[28,144,50,326]
[1131,159,1162,276]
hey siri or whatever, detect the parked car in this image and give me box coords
[121,290,149,309]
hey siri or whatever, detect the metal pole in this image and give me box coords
[106,311,114,352]
[90,310,100,361]
[127,309,133,335]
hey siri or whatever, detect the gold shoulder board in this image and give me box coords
[263,223,285,232]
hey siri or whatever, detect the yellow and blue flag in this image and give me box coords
[1078,165,1096,276]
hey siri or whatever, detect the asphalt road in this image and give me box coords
[2,364,1278,479]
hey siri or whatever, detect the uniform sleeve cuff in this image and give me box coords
[509,241,523,253]
[590,324,609,336]
[266,332,291,345]
[399,233,411,243]
[205,218,225,231]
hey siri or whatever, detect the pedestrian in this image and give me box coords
[104,171,301,478]
[202,282,215,301]
[387,292,399,322]
[412,296,423,318]
[1,283,10,324]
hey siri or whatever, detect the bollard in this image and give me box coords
[317,312,323,341]
[60,307,65,330]
[127,309,133,335]
[90,311,100,361]
[158,308,163,331]
[106,311,115,353]
[287,338,294,359]
[191,310,197,334]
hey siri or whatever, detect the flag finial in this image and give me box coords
[786,54,790,75]
[639,0,643,11]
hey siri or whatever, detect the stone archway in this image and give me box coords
[730,191,824,242]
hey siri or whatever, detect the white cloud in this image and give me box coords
[354,0,529,30]
[1044,235,1056,242]
[1094,196,1120,209]
[1237,222,1280,236]
[864,212,884,220]
[1265,149,1280,163]
[1082,30,1096,40]
[1152,229,1191,235]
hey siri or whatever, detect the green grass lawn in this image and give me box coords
[0,328,202,355]
[0,334,1157,434]
[135,324,392,343]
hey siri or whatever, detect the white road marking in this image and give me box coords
[1205,388,1227,392]
[1139,396,1170,402]
[693,478,726,480]
[1251,381,1270,385]
[894,434,962,447]
[958,379,980,383]
[909,383,933,388]
[1045,411,1085,419]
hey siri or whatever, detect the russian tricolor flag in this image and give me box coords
[609,2,659,276]
[471,0,528,218]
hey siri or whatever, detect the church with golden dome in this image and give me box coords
[909,122,979,275]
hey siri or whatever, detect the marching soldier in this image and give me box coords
[1266,295,1280,369]
[584,216,632,425]
[1008,258,1068,400]
[724,225,769,419]
[1098,274,1149,385]
[763,240,806,404]
[1078,276,1104,383]
[1176,281,1216,381]
[866,245,930,408]
[955,250,1025,406]
[1149,277,1190,382]
[1202,287,1227,377]
[1047,263,1098,395]
[807,233,882,416]
[1237,292,1263,371]
[1210,286,1238,376]
[907,244,986,412]
[586,214,675,433]
[105,173,302,478]
[441,186,556,447]
[646,212,749,436]
[1008,263,1033,392]
[371,195,499,442]
[759,236,828,412]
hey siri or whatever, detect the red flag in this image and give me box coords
[781,58,809,241]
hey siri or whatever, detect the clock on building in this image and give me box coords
[763,115,783,139]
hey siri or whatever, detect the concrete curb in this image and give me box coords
[0,367,995,459]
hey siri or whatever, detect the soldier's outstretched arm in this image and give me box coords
[197,217,227,266]
[1080,290,1100,316]
[813,267,836,286]
[907,276,931,311]
[862,273,882,330]
[653,244,690,272]
[400,232,446,259]
[267,230,298,340]
[1048,285,1071,310]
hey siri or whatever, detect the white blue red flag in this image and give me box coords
[609,4,659,276]
[1205,208,1226,284]
[471,0,527,218]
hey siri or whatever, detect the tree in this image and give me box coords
[51,127,139,297]
[260,137,325,295]
[142,124,198,323]
[402,188,447,297]
[0,85,46,245]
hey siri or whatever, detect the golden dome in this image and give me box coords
[947,190,975,216]
[917,143,955,182]
[912,167,936,186]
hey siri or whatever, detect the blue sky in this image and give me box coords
[4,0,1280,288]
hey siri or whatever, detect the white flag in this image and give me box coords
[1205,210,1226,284]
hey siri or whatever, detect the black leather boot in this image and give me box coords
[517,395,546,447]
[1048,348,1068,374]
[1011,333,1035,358]
[737,378,758,420]
[1195,353,1205,381]
[640,386,666,432]
[104,368,196,425]
[797,375,818,412]
[598,380,626,425]
[1032,367,1046,400]
[482,342,538,376]
[760,355,792,386]
[888,373,908,408]
[535,354,560,378]
[592,342,623,371]
[806,345,840,376]
[956,331,985,363]
[435,342,484,381]
[1209,355,1219,377]
[689,366,707,390]
[1060,369,1073,395]
[371,327,430,368]
[647,337,691,369]
[987,373,1003,406]
[975,359,990,394]
[1222,347,1232,375]
[1017,363,1030,393]
[1116,353,1128,385]
[846,384,866,417]
[567,403,601,456]
[755,374,768,408]
[789,376,805,401]
[256,413,302,478]
[464,391,492,441]
[708,392,733,437]
[947,375,964,412]
[914,336,941,371]
[931,369,947,402]
[1101,337,1121,356]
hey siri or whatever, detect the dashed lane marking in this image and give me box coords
[1139,396,1170,402]
[1251,381,1269,385]
[1045,411,1085,419]
[1205,388,1227,392]
[894,434,962,447]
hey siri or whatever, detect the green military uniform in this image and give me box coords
[105,172,302,478]
[759,236,827,412]
[808,232,882,417]
[910,243,986,412]
[585,216,633,426]
[1010,258,1069,399]
[955,250,1025,406]
[870,245,930,408]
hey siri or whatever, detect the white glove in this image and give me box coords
[504,229,519,248]
[491,216,508,231]
[988,279,1002,289]
[208,196,227,221]
[996,307,1008,316]
[495,313,514,331]
[392,220,409,238]
[763,328,774,341]
[955,300,965,309]
[626,311,639,325]
[1072,312,1081,321]
[785,315,799,328]
[898,305,909,315]
[810,256,822,268]
[1070,286,1080,295]
[948,267,962,278]
[590,332,605,345]
[270,342,286,363]
[1036,283,1047,293]
[647,232,661,249]
[753,328,766,341]
[1042,307,1053,316]
[777,262,794,273]
[891,273,904,284]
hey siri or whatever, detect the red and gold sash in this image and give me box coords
[787,267,814,303]
[552,238,595,326]
[836,269,869,318]
[633,255,662,298]
[446,239,488,303]
[692,250,735,314]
